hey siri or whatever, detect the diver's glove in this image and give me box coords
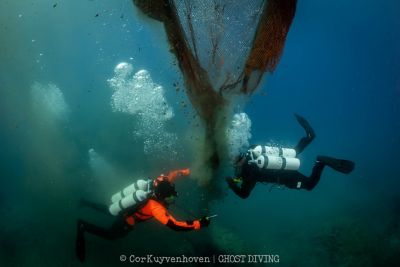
[180,168,191,176]
[226,177,241,188]
[199,216,210,228]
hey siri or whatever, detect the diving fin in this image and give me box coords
[76,221,86,262]
[295,113,315,139]
[317,156,355,174]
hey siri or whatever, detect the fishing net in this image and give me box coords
[132,0,297,195]
[174,0,264,93]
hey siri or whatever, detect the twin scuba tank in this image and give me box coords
[248,145,300,171]
[109,146,298,215]
[109,179,152,216]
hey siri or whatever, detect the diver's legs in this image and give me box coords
[294,114,316,155]
[272,156,354,192]
[274,162,325,191]
[302,161,325,190]
[78,217,132,240]
[76,220,86,262]
[75,217,133,262]
[299,156,355,190]
[79,198,110,215]
[278,156,354,191]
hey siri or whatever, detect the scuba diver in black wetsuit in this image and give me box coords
[226,114,355,199]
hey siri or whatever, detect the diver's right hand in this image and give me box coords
[199,216,210,228]
[180,168,191,176]
[226,177,241,188]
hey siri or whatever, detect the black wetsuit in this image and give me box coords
[229,157,325,198]
[77,200,134,240]
[228,114,325,198]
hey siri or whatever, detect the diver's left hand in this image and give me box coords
[199,216,210,227]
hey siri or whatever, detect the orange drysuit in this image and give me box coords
[125,168,201,231]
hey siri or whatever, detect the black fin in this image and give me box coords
[76,221,86,262]
[317,156,355,174]
[295,113,315,139]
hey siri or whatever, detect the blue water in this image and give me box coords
[1,0,399,266]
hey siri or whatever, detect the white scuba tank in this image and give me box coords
[250,145,296,158]
[111,179,150,203]
[254,155,300,171]
[109,189,150,216]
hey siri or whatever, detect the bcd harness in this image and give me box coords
[108,175,170,216]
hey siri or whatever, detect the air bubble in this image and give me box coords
[108,62,178,157]
[226,112,252,159]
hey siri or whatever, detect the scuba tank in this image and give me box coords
[109,179,152,216]
[250,145,296,158]
[254,155,300,171]
[248,145,300,171]
[111,179,151,203]
[109,189,150,216]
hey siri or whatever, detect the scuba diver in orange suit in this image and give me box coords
[76,169,210,262]
[226,114,355,198]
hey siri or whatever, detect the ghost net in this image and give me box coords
[132,0,297,200]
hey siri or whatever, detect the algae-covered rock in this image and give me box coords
[210,223,247,254]
[313,216,400,267]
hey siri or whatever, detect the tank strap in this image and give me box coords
[278,147,283,156]
[247,149,256,163]
[134,210,151,220]
[281,157,287,170]
[118,199,124,211]
[124,198,150,217]
[132,191,141,203]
